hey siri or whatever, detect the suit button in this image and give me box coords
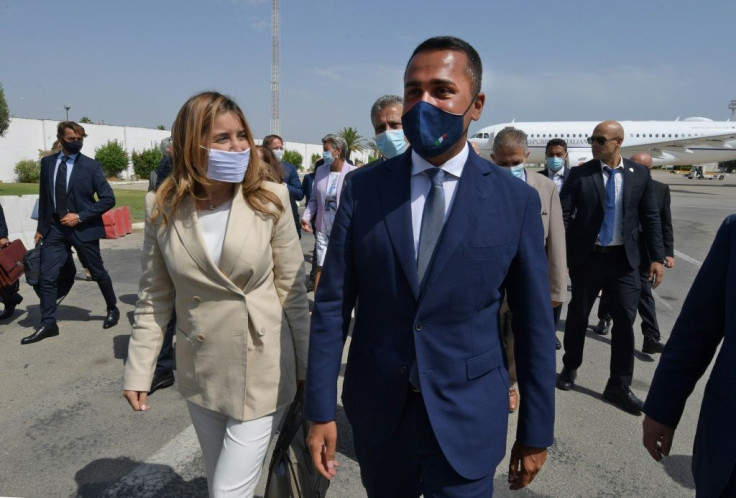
[415,322,424,332]
[192,296,201,304]
[257,328,265,337]
[400,366,407,375]
[196,334,205,342]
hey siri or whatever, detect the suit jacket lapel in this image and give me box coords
[172,196,243,294]
[420,155,491,296]
[219,187,256,288]
[67,153,84,192]
[621,158,635,220]
[592,161,606,209]
[380,156,419,299]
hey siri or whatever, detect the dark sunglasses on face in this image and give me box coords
[587,135,621,146]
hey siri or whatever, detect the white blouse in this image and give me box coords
[196,199,233,266]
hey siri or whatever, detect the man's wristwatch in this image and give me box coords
[77,215,82,223]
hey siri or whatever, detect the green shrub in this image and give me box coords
[14,159,41,183]
[282,150,303,169]
[95,140,129,178]
[131,147,163,180]
[310,153,321,167]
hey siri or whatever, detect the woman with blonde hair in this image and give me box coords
[123,91,309,497]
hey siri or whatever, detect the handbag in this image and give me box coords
[0,240,27,287]
[24,244,76,301]
[264,384,330,498]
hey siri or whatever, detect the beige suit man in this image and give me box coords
[492,127,567,412]
[124,183,309,421]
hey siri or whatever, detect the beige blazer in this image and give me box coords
[124,182,309,421]
[526,172,567,303]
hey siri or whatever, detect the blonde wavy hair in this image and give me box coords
[152,91,283,224]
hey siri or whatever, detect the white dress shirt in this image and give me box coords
[598,157,624,246]
[546,167,565,193]
[410,143,469,258]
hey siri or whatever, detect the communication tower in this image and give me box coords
[270,0,280,135]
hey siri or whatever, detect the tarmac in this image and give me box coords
[0,170,732,497]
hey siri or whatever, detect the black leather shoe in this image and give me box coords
[0,293,23,320]
[642,337,665,354]
[555,336,562,350]
[603,384,643,415]
[21,323,59,345]
[593,318,611,335]
[149,370,175,395]
[103,308,120,329]
[556,367,577,390]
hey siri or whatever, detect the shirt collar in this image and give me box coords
[410,142,469,179]
[58,151,79,161]
[600,155,623,172]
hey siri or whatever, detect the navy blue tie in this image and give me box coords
[55,156,69,216]
[599,167,618,246]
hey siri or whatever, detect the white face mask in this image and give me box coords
[204,147,250,183]
[272,148,284,161]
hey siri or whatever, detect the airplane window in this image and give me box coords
[636,134,639,137]
[656,134,659,137]
[675,134,678,137]
[668,134,672,138]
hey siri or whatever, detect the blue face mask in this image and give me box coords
[546,156,564,172]
[375,129,408,159]
[401,99,475,158]
[322,151,334,167]
[510,164,525,179]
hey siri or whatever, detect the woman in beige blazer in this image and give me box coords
[123,92,309,497]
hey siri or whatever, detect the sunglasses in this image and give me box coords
[587,136,621,146]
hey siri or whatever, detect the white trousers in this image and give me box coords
[187,401,284,498]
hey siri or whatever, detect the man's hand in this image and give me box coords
[34,232,42,245]
[552,301,562,308]
[307,421,339,480]
[508,441,547,490]
[642,415,675,462]
[0,237,9,247]
[123,390,150,411]
[60,212,81,227]
[301,219,313,233]
[648,261,664,289]
[664,256,675,269]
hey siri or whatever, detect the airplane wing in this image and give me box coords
[622,132,736,158]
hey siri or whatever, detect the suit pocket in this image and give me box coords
[462,244,512,261]
[466,345,504,380]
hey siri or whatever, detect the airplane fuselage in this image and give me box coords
[469,119,736,166]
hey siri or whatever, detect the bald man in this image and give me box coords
[557,121,665,415]
[597,152,674,353]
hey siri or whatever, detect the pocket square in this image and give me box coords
[629,167,634,172]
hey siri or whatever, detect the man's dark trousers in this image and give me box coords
[39,219,116,326]
[564,247,640,386]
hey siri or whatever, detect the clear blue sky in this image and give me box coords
[2,0,735,144]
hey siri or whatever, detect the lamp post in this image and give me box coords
[730,100,736,121]
[63,104,71,121]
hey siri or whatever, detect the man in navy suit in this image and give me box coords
[642,214,736,496]
[539,138,570,194]
[557,121,664,415]
[23,121,119,345]
[306,36,555,497]
[262,134,304,237]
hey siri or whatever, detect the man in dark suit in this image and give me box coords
[596,152,674,353]
[557,121,665,415]
[643,214,736,496]
[539,138,570,194]
[23,121,119,345]
[0,204,23,319]
[262,134,304,237]
[306,36,555,496]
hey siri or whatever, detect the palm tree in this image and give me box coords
[338,126,367,161]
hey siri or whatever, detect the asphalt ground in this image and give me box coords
[0,170,732,497]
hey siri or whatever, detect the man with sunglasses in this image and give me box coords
[556,121,664,416]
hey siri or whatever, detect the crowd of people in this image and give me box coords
[1,34,732,498]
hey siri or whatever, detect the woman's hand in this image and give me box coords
[301,220,313,233]
[123,390,150,411]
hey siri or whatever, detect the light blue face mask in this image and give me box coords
[510,164,525,179]
[375,129,408,159]
[322,151,334,166]
[204,147,250,183]
[546,156,564,172]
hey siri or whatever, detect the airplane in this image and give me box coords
[468,117,736,167]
